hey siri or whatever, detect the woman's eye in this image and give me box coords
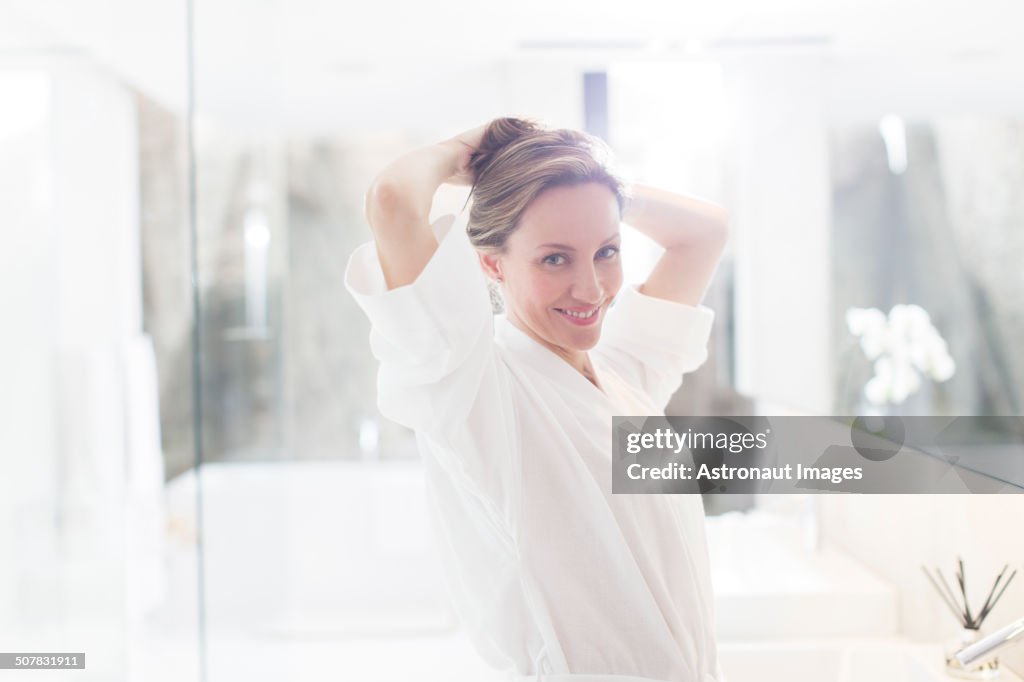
[543,253,567,266]
[597,246,620,259]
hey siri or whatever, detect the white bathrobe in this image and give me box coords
[345,206,722,682]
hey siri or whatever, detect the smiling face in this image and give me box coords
[478,181,623,357]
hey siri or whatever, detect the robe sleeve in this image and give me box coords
[595,284,715,411]
[344,210,520,530]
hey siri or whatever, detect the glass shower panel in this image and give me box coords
[189,2,477,675]
[0,3,199,681]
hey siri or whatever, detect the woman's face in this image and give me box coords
[481,181,623,353]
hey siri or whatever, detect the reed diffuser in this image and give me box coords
[922,557,1017,680]
[922,558,1017,630]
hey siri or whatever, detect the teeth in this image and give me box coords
[558,308,598,319]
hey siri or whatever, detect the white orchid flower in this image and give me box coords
[892,359,922,404]
[846,307,885,337]
[927,346,956,382]
[864,374,890,406]
[870,355,921,405]
[846,303,955,406]
[847,307,888,359]
[932,355,956,382]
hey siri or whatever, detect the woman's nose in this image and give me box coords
[570,265,604,304]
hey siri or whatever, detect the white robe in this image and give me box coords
[345,206,722,682]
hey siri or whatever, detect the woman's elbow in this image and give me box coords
[365,180,421,236]
[365,180,401,219]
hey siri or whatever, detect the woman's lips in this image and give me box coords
[554,305,602,326]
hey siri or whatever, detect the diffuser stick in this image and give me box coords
[978,570,1017,626]
[974,564,1008,627]
[936,567,967,624]
[922,565,967,625]
[957,556,975,627]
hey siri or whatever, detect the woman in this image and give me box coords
[345,117,729,682]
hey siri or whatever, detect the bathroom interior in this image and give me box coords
[2,0,1024,680]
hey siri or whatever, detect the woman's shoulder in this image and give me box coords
[599,284,715,353]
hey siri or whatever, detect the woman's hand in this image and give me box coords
[365,121,493,290]
[440,122,490,186]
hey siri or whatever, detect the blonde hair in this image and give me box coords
[465,117,630,251]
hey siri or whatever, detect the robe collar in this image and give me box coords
[493,314,609,399]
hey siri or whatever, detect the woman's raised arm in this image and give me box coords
[622,183,730,307]
[365,123,488,290]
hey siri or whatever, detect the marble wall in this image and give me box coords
[830,118,1024,416]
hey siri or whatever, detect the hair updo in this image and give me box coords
[464,117,630,253]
